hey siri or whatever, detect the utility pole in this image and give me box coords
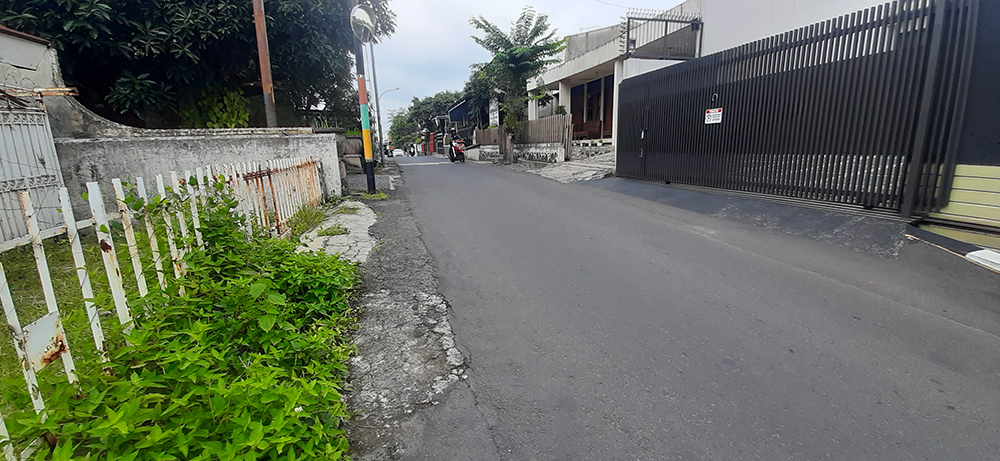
[252,0,277,127]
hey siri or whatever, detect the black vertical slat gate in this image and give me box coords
[616,0,978,216]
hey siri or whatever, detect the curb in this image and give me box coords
[905,224,1000,274]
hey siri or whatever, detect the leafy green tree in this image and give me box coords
[0,0,395,128]
[388,91,462,144]
[462,68,495,128]
[469,6,564,135]
[408,91,462,132]
[388,108,420,146]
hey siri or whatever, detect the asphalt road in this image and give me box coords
[393,156,1000,460]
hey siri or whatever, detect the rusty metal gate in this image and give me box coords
[617,0,979,217]
[0,103,64,241]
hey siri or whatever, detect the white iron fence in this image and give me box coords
[0,156,321,460]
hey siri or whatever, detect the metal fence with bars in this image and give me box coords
[1,106,65,241]
[622,11,703,60]
[617,0,978,217]
[0,157,321,459]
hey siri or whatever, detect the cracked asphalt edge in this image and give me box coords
[343,179,500,460]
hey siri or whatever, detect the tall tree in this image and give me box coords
[388,91,462,145]
[462,68,495,129]
[0,0,395,128]
[469,6,564,135]
[387,108,419,146]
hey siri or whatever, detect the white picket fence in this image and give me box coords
[0,156,322,460]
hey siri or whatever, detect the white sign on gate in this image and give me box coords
[705,107,723,124]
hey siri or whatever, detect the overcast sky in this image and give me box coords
[371,0,682,131]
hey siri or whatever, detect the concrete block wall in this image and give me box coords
[569,144,614,161]
[56,131,342,216]
[513,143,565,163]
[480,145,500,160]
[4,45,347,218]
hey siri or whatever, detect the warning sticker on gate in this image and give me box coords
[705,108,723,124]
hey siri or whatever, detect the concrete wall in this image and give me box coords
[3,46,346,217]
[56,131,342,216]
[480,145,501,160]
[537,38,620,89]
[0,32,48,70]
[1,48,140,139]
[513,143,565,164]
[465,146,482,161]
[696,0,890,55]
[568,144,614,161]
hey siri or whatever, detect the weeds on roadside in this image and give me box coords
[332,205,359,215]
[360,192,387,200]
[289,206,327,236]
[318,224,349,237]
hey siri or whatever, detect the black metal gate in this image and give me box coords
[616,0,978,216]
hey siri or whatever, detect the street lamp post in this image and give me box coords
[376,86,400,152]
[367,42,383,158]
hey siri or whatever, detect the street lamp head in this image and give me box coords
[379,87,401,99]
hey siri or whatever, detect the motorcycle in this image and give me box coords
[448,137,466,163]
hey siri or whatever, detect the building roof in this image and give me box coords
[448,100,472,123]
[0,25,49,45]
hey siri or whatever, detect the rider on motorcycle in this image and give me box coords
[447,128,466,163]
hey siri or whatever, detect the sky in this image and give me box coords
[371,0,683,132]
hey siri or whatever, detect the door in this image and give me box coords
[614,79,649,179]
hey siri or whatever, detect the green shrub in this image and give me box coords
[179,87,250,129]
[1,182,359,460]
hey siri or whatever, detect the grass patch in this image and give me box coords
[288,206,327,236]
[0,221,160,384]
[360,192,387,200]
[317,224,349,237]
[0,239,101,384]
[2,189,359,459]
[332,204,359,215]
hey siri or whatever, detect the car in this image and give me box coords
[393,148,404,156]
